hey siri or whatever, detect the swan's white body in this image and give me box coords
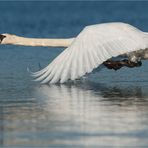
[1,22,148,84]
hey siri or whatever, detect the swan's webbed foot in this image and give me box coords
[103,59,142,71]
[103,60,123,70]
[0,34,6,43]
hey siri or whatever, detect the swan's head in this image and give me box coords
[0,34,6,43]
[0,33,17,44]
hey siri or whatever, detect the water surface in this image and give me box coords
[0,1,148,147]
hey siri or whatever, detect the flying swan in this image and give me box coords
[0,22,148,84]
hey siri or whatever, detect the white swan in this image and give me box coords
[1,22,148,84]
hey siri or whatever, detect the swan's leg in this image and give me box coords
[103,59,142,70]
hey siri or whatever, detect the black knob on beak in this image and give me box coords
[0,34,6,43]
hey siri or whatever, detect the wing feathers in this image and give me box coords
[41,48,71,83]
[60,45,76,83]
[32,24,147,84]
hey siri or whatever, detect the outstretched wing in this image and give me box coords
[32,24,147,84]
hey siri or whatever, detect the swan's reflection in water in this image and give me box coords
[2,81,148,147]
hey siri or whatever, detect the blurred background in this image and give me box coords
[0,1,148,147]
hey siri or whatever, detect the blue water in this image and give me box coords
[0,1,148,147]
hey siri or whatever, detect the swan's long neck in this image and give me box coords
[1,34,74,47]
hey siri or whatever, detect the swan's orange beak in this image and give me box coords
[0,34,6,43]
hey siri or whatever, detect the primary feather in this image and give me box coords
[33,22,148,84]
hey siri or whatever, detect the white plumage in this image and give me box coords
[1,22,148,84]
[32,22,148,84]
